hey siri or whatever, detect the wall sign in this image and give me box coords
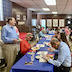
[23,15,26,20]
[18,21,25,25]
[16,14,20,20]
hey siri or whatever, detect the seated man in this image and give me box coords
[39,30,46,38]
[43,38,71,72]
[20,33,33,55]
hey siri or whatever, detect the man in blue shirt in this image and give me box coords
[1,17,20,72]
[43,38,71,72]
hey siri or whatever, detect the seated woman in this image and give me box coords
[52,30,60,38]
[20,33,33,55]
[39,30,46,38]
[14,33,34,64]
[57,32,70,48]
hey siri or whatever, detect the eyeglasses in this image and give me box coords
[29,37,32,38]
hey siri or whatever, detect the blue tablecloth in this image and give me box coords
[10,34,54,72]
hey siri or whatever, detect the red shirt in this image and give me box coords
[20,39,31,55]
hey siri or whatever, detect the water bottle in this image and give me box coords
[31,51,34,62]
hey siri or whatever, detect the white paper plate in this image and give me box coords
[31,47,40,51]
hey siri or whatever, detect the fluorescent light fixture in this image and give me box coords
[42,8,50,11]
[44,0,56,5]
[52,12,57,14]
[28,8,35,11]
[67,16,71,19]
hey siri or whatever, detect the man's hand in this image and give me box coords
[17,38,22,41]
[48,47,55,52]
[13,39,19,43]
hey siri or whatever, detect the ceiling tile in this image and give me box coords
[10,0,72,14]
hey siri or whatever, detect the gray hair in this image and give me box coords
[26,33,33,37]
[50,38,59,45]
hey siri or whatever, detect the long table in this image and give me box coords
[10,34,54,72]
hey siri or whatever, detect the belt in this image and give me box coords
[4,43,16,44]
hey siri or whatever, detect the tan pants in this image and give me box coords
[66,35,69,42]
[2,44,20,72]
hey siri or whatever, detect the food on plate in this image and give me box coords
[46,54,54,59]
[31,47,40,51]
[35,55,41,59]
[39,58,47,62]
[25,62,33,65]
[47,43,50,45]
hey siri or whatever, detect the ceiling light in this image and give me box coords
[52,12,57,14]
[42,8,50,11]
[67,16,71,19]
[44,0,56,5]
[28,8,35,11]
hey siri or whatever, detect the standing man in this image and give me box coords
[43,38,71,72]
[1,17,20,72]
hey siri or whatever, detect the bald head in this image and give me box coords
[7,17,14,23]
[7,17,16,26]
[50,38,60,49]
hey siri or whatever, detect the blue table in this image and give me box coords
[10,34,54,72]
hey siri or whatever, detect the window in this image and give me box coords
[32,19,36,26]
[40,19,46,28]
